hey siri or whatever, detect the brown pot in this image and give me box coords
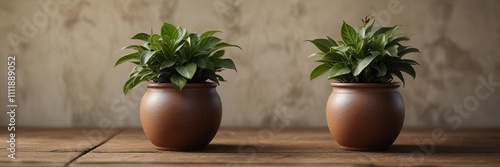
[140,82,222,151]
[326,82,404,151]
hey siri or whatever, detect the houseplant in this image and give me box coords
[307,17,420,150]
[115,22,241,151]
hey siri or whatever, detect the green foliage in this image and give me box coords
[307,17,420,85]
[116,22,241,94]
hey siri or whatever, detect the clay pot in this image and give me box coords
[140,82,222,151]
[326,83,404,151]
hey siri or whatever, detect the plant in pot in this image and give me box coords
[307,17,420,151]
[115,22,241,151]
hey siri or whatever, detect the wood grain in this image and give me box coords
[1,128,499,166]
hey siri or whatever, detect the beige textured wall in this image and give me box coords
[0,0,499,128]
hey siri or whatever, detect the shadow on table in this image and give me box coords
[193,144,249,153]
[385,144,500,153]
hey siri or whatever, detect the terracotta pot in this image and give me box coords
[326,82,404,151]
[140,82,222,151]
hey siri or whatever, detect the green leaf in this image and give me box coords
[341,21,359,44]
[131,33,150,41]
[398,47,420,57]
[161,22,178,42]
[328,63,351,79]
[391,70,405,86]
[200,30,221,39]
[175,27,187,44]
[120,45,147,51]
[354,55,377,76]
[160,60,176,70]
[388,34,410,43]
[198,36,222,52]
[213,42,242,51]
[326,36,338,46]
[331,46,349,52]
[373,62,387,76]
[140,50,156,65]
[115,52,140,67]
[170,74,187,91]
[205,70,219,85]
[204,57,214,70]
[149,34,162,51]
[386,45,398,57]
[307,51,326,59]
[392,63,416,79]
[175,63,197,79]
[373,25,399,36]
[310,64,332,80]
[374,34,387,50]
[123,76,143,95]
[400,59,420,65]
[306,39,331,53]
[213,58,237,71]
[196,58,206,68]
[211,50,225,58]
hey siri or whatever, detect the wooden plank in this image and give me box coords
[0,128,120,166]
[2,128,500,166]
[74,152,371,164]
[91,128,347,153]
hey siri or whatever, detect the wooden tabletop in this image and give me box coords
[1,128,499,167]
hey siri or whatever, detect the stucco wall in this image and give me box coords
[0,0,499,128]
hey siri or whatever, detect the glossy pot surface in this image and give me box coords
[326,83,405,151]
[140,82,222,151]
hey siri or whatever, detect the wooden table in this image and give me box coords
[1,128,499,166]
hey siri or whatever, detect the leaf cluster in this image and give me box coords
[308,18,420,85]
[116,22,241,94]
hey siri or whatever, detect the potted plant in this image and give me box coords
[307,17,420,150]
[115,22,241,151]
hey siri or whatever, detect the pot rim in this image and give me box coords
[146,82,217,88]
[330,82,401,88]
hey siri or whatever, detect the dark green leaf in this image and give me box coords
[306,39,331,53]
[386,45,398,57]
[115,52,140,67]
[341,21,359,44]
[131,33,150,41]
[161,22,178,42]
[211,50,225,58]
[198,37,222,52]
[310,64,332,80]
[373,25,399,36]
[175,63,197,79]
[213,42,242,51]
[170,74,187,91]
[354,55,377,76]
[326,36,338,46]
[196,58,206,68]
[400,59,420,65]
[123,76,143,95]
[328,63,351,79]
[213,58,237,71]
[392,63,416,79]
[373,62,387,76]
[160,60,176,70]
[149,34,162,51]
[200,30,221,39]
[391,70,405,86]
[398,47,420,57]
[140,50,156,65]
